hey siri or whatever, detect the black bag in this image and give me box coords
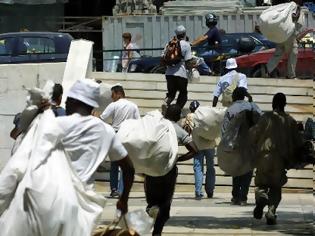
[162,37,182,66]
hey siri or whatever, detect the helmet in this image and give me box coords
[205,13,218,27]
[189,100,200,113]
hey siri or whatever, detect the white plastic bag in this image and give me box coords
[188,68,200,83]
[191,106,226,150]
[117,110,178,176]
[259,2,297,43]
[117,209,154,235]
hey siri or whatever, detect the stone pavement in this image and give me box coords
[96,190,314,236]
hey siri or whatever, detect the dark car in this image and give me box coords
[0,32,73,64]
[127,32,275,75]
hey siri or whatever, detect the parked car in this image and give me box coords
[236,41,315,79]
[0,32,73,64]
[126,32,275,74]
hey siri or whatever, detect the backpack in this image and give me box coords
[162,37,182,66]
[221,73,240,107]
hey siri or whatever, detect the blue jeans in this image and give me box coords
[110,161,124,194]
[193,149,216,196]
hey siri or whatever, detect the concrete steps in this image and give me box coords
[91,72,314,192]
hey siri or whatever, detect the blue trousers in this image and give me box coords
[193,149,216,196]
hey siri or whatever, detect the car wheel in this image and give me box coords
[150,65,166,74]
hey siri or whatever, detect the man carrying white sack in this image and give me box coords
[100,84,140,198]
[0,79,135,236]
[145,105,198,236]
[264,0,308,79]
[221,87,263,206]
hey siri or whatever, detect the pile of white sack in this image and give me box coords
[117,110,178,177]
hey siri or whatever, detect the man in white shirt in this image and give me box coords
[100,85,140,197]
[162,25,192,110]
[212,58,250,107]
[59,79,135,214]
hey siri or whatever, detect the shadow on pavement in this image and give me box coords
[165,212,313,235]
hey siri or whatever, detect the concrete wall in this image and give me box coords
[0,62,66,169]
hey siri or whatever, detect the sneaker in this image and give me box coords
[253,199,268,219]
[110,190,120,198]
[231,198,240,205]
[195,193,203,200]
[207,192,214,198]
[265,208,277,225]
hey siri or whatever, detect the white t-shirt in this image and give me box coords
[213,70,248,98]
[164,40,192,79]
[57,114,127,184]
[100,98,140,132]
[122,43,141,69]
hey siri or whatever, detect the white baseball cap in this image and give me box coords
[225,58,238,69]
[67,79,100,108]
[175,25,186,35]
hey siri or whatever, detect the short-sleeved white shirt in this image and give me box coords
[164,40,192,79]
[57,114,127,184]
[100,98,140,132]
[213,70,248,98]
[172,121,193,145]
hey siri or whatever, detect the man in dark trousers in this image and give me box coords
[145,105,198,236]
[250,93,306,225]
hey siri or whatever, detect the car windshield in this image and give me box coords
[0,37,15,55]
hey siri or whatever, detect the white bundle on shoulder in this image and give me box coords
[191,106,227,150]
[117,110,178,177]
[19,80,55,132]
[259,2,298,43]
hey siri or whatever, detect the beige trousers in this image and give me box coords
[266,35,298,78]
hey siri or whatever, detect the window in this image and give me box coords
[0,37,15,56]
[20,37,56,54]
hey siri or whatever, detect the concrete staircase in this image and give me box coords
[92,72,314,192]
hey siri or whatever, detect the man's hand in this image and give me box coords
[38,99,50,112]
[116,199,128,214]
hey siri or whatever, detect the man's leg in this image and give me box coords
[205,148,215,198]
[145,166,178,235]
[176,77,188,109]
[165,75,177,105]
[266,44,284,75]
[110,161,119,196]
[239,170,253,204]
[253,186,269,219]
[193,151,204,199]
[232,176,241,204]
[118,169,124,195]
[285,37,298,78]
[265,186,282,225]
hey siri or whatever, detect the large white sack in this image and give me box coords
[259,2,297,43]
[117,110,178,177]
[191,106,226,150]
[217,110,259,177]
[0,110,106,236]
